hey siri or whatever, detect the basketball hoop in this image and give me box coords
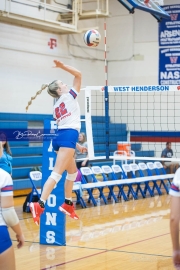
[144,0,152,8]
[144,0,164,7]
[152,0,164,6]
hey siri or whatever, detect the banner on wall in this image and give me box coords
[159,4,180,47]
[159,48,180,85]
[107,84,180,92]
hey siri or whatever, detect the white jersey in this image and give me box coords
[53,88,81,132]
[169,167,180,197]
[0,168,13,226]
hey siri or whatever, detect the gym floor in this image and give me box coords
[12,193,174,270]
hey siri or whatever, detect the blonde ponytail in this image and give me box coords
[25,84,48,112]
[25,80,60,112]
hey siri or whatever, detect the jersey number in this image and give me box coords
[55,102,67,118]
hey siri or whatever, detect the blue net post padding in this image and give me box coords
[40,119,66,246]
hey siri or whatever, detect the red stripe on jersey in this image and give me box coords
[1,185,13,192]
[69,89,77,99]
[171,184,179,192]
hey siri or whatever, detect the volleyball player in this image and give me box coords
[26,60,84,225]
[0,167,25,270]
[169,168,180,269]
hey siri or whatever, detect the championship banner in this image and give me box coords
[159,48,180,85]
[159,4,180,47]
[107,85,180,92]
[40,119,66,246]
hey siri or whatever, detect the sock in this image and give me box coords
[38,198,46,208]
[65,197,73,206]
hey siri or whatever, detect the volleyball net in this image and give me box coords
[81,85,180,163]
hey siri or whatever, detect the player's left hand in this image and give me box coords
[53,60,64,68]
[173,250,180,269]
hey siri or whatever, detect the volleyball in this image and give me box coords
[83,29,101,47]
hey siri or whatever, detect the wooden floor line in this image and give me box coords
[40,232,171,269]
[12,239,39,244]
[66,244,171,258]
[40,250,107,269]
[11,239,172,259]
[113,232,170,250]
[19,217,32,220]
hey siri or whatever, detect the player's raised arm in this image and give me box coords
[53,60,82,93]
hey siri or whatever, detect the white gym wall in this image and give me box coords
[0,0,179,157]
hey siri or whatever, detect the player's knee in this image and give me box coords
[50,171,62,183]
[66,171,78,182]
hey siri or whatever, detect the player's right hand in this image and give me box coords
[16,234,25,249]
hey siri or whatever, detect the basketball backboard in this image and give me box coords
[117,0,170,20]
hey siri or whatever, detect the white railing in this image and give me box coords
[0,0,78,30]
[112,153,180,164]
[0,0,109,32]
[78,0,109,17]
[113,150,135,164]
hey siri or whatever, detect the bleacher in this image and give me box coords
[0,113,51,195]
[0,113,155,195]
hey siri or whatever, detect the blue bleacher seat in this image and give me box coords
[27,171,42,212]
[129,163,147,198]
[81,166,108,206]
[137,163,154,197]
[111,164,128,201]
[12,156,42,167]
[97,165,118,203]
[146,162,163,196]
[121,164,139,200]
[153,161,173,194]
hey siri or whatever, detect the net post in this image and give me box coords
[85,87,94,159]
[104,85,110,159]
[40,119,66,246]
[104,21,110,159]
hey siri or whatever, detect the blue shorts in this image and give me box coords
[0,226,12,254]
[52,129,79,151]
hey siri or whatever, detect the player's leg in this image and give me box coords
[40,147,75,201]
[30,147,76,225]
[169,168,180,268]
[65,158,77,198]
[170,196,180,268]
[0,246,15,270]
[0,226,15,270]
[30,129,79,225]
[59,158,79,219]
